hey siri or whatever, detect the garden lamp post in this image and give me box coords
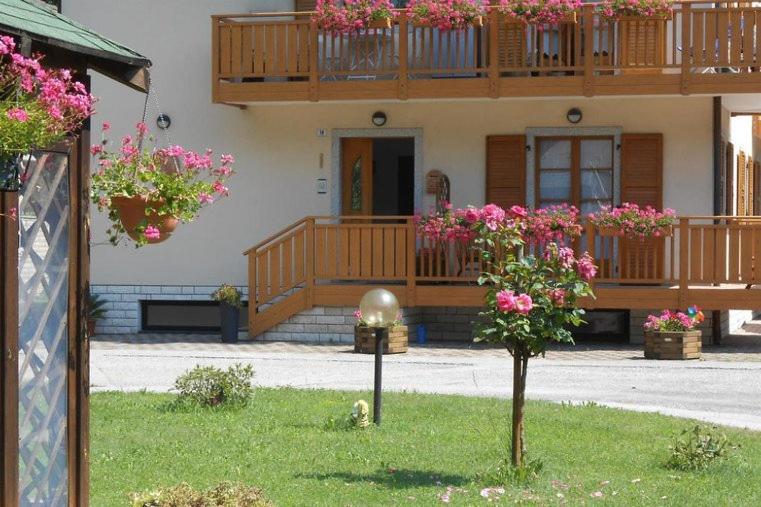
[359,288,399,425]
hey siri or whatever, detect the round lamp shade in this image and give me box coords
[359,288,399,328]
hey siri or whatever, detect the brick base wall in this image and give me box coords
[90,284,247,334]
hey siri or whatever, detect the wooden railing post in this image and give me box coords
[306,217,316,308]
[398,12,409,100]
[309,20,319,102]
[247,252,257,337]
[488,9,499,98]
[585,221,596,303]
[678,217,689,308]
[582,5,595,97]
[406,217,417,306]
[680,3,691,95]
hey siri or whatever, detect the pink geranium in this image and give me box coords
[314,0,396,34]
[6,107,28,122]
[576,252,597,281]
[406,0,485,31]
[498,0,581,25]
[144,225,161,241]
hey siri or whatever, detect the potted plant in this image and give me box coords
[588,202,676,239]
[353,308,408,353]
[0,35,95,191]
[406,0,486,30]
[87,293,107,337]
[314,0,396,34]
[212,284,243,343]
[90,122,234,247]
[498,0,580,25]
[643,306,704,360]
[597,0,674,72]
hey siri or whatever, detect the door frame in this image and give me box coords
[331,128,423,217]
[525,126,622,208]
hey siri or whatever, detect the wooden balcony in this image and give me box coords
[213,3,761,104]
[244,215,761,337]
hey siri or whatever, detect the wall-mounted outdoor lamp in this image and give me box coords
[156,113,171,130]
[359,288,399,425]
[566,107,582,124]
[372,111,387,127]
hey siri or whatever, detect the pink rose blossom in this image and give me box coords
[514,294,533,314]
[496,290,517,313]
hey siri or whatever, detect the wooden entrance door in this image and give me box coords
[341,138,373,217]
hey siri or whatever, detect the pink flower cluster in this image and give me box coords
[588,202,676,240]
[314,0,395,34]
[597,0,673,20]
[406,0,485,31]
[644,306,704,332]
[543,242,597,281]
[521,204,582,245]
[0,34,95,148]
[498,0,581,25]
[415,202,583,245]
[497,289,533,314]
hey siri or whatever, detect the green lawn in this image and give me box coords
[92,389,761,506]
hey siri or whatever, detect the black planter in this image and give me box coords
[219,303,240,343]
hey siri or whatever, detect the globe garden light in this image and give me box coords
[359,288,399,425]
[359,288,399,328]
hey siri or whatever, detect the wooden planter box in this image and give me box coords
[354,325,409,354]
[644,330,702,360]
[368,18,392,29]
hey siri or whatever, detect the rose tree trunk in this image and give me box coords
[511,351,527,467]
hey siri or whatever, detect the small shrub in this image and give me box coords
[173,364,254,407]
[665,425,738,471]
[211,284,242,308]
[130,481,271,507]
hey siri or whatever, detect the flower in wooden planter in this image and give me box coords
[587,202,676,239]
[314,0,396,34]
[90,123,235,247]
[596,0,673,21]
[643,306,704,360]
[406,0,486,31]
[497,0,581,26]
[644,306,704,333]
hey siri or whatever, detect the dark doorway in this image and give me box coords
[372,138,415,215]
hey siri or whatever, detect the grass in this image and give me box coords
[92,389,761,506]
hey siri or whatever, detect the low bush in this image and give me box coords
[173,364,254,407]
[130,481,271,507]
[665,425,738,471]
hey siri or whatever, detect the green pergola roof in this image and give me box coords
[0,0,150,89]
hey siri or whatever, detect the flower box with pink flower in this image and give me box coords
[643,306,704,360]
[406,0,486,30]
[353,308,408,354]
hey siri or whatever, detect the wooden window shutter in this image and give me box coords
[738,150,747,215]
[621,134,663,208]
[486,135,526,208]
[620,134,663,280]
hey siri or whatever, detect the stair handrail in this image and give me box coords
[243,217,310,256]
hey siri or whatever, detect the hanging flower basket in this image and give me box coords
[91,122,235,247]
[498,0,580,25]
[110,196,179,245]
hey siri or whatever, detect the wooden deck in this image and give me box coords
[244,215,761,337]
[213,3,761,104]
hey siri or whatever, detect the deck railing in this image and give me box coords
[213,2,761,102]
[243,215,761,322]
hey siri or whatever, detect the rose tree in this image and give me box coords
[474,211,596,468]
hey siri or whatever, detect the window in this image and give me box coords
[536,136,614,215]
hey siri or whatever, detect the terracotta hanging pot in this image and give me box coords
[368,18,392,29]
[110,195,179,244]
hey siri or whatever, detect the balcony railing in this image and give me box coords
[213,2,761,103]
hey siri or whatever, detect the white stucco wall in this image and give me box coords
[65,1,714,289]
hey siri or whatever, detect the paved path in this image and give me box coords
[91,337,761,431]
